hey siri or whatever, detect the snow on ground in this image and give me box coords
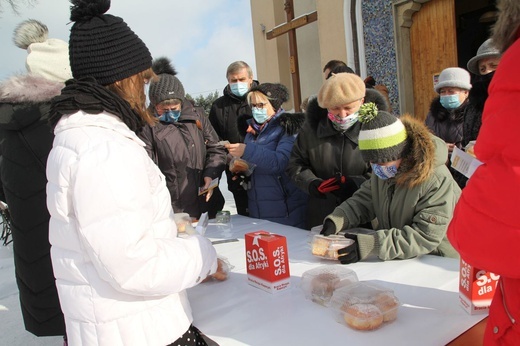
[0,177,236,345]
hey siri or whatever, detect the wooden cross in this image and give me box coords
[265,0,318,112]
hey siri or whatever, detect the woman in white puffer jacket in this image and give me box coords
[46,1,218,345]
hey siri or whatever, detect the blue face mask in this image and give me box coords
[230,82,249,97]
[252,107,269,124]
[371,163,398,180]
[440,94,461,110]
[159,110,181,123]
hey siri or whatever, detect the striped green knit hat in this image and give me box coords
[358,103,408,163]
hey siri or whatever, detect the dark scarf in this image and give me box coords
[469,71,494,113]
[49,77,144,132]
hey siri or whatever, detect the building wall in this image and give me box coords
[316,0,349,71]
[251,0,401,113]
[250,1,281,84]
[294,0,321,106]
[250,0,349,110]
[251,0,492,117]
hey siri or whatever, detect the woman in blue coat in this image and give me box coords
[226,83,308,228]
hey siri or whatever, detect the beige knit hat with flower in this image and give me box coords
[317,73,366,109]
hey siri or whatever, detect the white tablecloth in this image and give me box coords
[187,215,485,346]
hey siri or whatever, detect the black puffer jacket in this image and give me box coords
[0,74,66,336]
[286,97,371,229]
[139,101,226,219]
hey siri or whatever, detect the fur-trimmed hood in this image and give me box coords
[0,73,65,103]
[394,114,447,188]
[277,111,305,136]
[306,95,327,130]
[492,0,520,53]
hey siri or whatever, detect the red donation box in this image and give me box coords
[245,231,290,293]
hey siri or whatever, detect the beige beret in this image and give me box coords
[318,73,366,109]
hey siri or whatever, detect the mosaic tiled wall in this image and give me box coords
[361,0,399,113]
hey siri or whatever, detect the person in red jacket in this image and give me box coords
[447,0,520,344]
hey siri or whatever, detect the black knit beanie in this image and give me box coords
[148,57,185,106]
[249,83,289,111]
[68,0,152,86]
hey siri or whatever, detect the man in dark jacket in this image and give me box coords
[209,61,259,216]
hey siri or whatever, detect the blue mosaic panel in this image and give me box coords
[361,0,399,114]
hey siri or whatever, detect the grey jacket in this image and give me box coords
[138,102,226,219]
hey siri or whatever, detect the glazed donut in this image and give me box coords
[311,237,330,257]
[343,303,384,331]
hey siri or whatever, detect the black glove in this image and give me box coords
[308,179,326,199]
[320,219,336,236]
[330,174,361,200]
[337,233,360,264]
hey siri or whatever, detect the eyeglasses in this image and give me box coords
[250,102,267,108]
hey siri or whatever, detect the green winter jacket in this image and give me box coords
[325,115,460,260]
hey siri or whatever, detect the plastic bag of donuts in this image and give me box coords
[204,256,234,282]
[310,234,354,260]
[300,266,359,306]
[173,213,196,236]
[329,281,400,331]
[229,157,256,176]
